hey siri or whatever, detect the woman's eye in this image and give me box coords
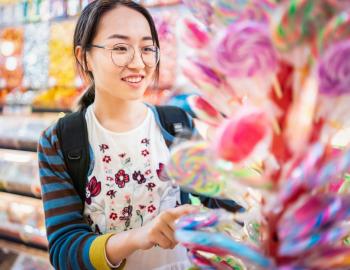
[113,45,128,52]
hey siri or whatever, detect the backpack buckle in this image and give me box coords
[173,122,184,134]
[68,150,82,160]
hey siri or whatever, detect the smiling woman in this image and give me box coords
[37,1,203,270]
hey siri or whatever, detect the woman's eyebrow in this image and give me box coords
[107,34,153,41]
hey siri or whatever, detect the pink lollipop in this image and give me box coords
[318,40,350,96]
[214,21,278,78]
[214,20,282,101]
[182,19,211,49]
[213,108,272,164]
[187,95,224,126]
[182,59,237,116]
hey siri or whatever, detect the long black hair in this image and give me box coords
[73,0,160,110]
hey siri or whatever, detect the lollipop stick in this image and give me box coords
[272,75,283,99]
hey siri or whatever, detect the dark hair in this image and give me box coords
[74,0,160,110]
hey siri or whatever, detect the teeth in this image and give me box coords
[123,76,142,83]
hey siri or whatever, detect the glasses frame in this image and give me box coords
[89,43,160,68]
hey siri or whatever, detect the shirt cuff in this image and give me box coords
[105,248,124,269]
[89,233,126,270]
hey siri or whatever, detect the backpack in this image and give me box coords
[56,105,242,212]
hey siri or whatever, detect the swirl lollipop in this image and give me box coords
[214,20,282,106]
[316,40,350,138]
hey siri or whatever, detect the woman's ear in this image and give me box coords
[75,46,92,72]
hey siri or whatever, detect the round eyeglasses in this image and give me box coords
[89,43,160,68]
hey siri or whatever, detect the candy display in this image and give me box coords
[165,1,350,269]
[0,27,24,90]
[23,22,50,90]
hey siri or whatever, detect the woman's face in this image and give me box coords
[87,6,157,101]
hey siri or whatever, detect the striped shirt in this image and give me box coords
[38,105,194,270]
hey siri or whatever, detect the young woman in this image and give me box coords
[38,1,199,269]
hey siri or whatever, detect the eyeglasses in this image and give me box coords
[89,43,160,68]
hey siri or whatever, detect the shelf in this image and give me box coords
[0,239,52,270]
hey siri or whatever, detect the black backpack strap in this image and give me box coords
[56,109,90,203]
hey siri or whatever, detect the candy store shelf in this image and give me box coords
[0,239,52,270]
[0,192,47,250]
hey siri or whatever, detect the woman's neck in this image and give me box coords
[93,92,148,133]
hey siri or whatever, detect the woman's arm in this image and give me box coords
[39,124,117,270]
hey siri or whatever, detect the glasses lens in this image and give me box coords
[141,46,159,67]
[111,44,133,67]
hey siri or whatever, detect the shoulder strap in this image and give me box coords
[56,110,89,203]
[155,105,193,140]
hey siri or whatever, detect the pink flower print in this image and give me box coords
[120,205,133,220]
[139,205,146,210]
[156,163,165,178]
[115,169,130,188]
[110,212,118,220]
[141,138,150,146]
[106,190,116,199]
[148,204,156,213]
[85,176,101,205]
[141,149,149,157]
[132,171,146,184]
[157,163,170,181]
[103,155,111,163]
[146,182,156,191]
[145,169,151,176]
[119,153,126,158]
[99,144,109,153]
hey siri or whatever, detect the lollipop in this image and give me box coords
[213,108,272,164]
[182,19,211,49]
[176,209,270,269]
[272,0,334,53]
[316,40,350,139]
[182,59,238,116]
[187,95,224,126]
[214,20,282,106]
[166,140,266,207]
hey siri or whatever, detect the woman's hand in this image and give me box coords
[134,204,199,250]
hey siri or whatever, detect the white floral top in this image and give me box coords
[83,105,191,270]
